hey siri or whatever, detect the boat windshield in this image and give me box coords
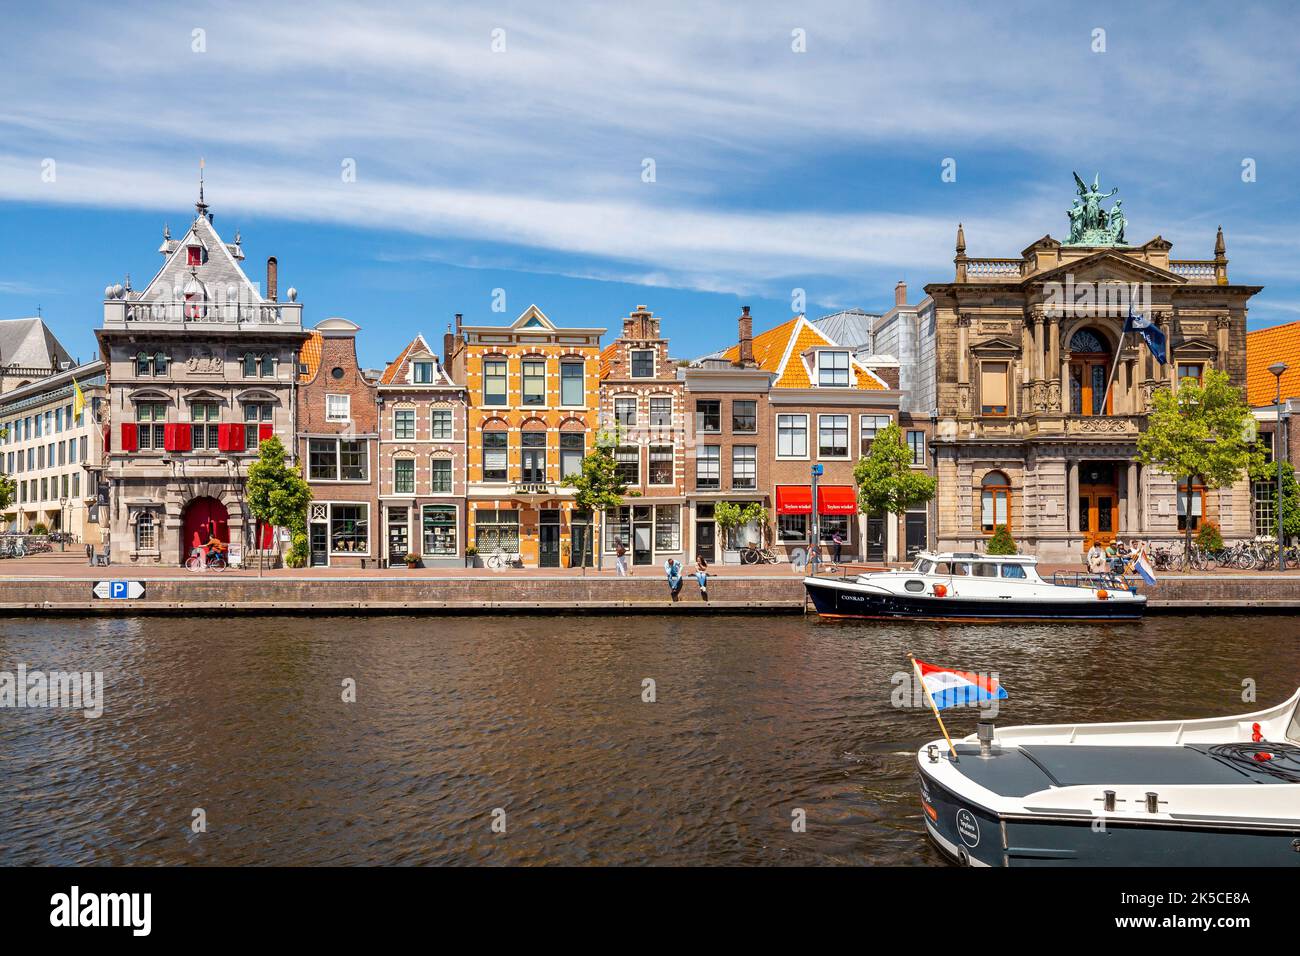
[1001,564,1028,579]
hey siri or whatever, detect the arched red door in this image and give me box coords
[181,496,229,563]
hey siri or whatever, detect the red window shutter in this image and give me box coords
[218,423,245,452]
[258,423,273,442]
[120,423,138,452]
[164,423,192,453]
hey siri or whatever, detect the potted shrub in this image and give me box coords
[33,522,48,536]
[986,524,1017,555]
[464,544,480,569]
[404,551,420,569]
[1195,520,1224,553]
[715,502,766,564]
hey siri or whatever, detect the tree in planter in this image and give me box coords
[853,421,937,559]
[560,429,626,572]
[1136,368,1260,569]
[715,501,768,554]
[986,524,1017,555]
[246,436,313,573]
[1249,460,1300,540]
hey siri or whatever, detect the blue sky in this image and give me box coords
[1,1,1298,369]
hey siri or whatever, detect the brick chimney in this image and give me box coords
[738,306,754,367]
[266,257,278,302]
[444,324,455,368]
[894,280,907,308]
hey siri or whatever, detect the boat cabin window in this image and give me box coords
[904,580,925,593]
[972,563,998,577]
[917,559,934,574]
[954,562,973,576]
[1000,564,1027,579]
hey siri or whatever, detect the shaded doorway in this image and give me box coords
[181,496,229,564]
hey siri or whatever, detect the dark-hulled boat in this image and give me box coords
[803,551,1145,622]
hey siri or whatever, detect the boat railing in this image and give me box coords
[1051,570,1138,594]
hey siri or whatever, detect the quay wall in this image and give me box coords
[0,575,1299,615]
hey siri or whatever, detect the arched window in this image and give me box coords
[259,354,275,378]
[154,351,168,376]
[243,353,258,378]
[1068,327,1112,416]
[135,511,156,551]
[980,470,1011,533]
[136,352,152,377]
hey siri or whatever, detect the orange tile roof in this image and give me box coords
[380,336,422,385]
[599,341,619,379]
[719,316,884,390]
[298,331,322,383]
[1247,321,1300,407]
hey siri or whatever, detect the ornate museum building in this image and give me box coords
[924,176,1261,560]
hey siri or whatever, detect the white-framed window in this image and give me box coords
[326,394,350,422]
[615,445,640,485]
[431,408,453,440]
[777,414,808,458]
[860,414,891,449]
[614,397,637,426]
[330,504,369,555]
[560,433,584,479]
[696,445,720,489]
[431,457,453,494]
[483,359,509,406]
[422,504,457,555]
[649,445,674,485]
[308,438,369,481]
[559,361,584,406]
[817,350,850,387]
[394,457,416,495]
[630,349,655,378]
[732,445,756,490]
[394,408,416,441]
[522,358,547,406]
[817,414,850,459]
[412,360,434,384]
[135,511,156,551]
[649,396,673,427]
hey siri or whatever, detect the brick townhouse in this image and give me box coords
[597,305,688,567]
[297,317,379,567]
[377,331,468,568]
[713,308,901,563]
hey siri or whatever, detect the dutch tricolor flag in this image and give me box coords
[1131,552,1157,586]
[915,659,1008,711]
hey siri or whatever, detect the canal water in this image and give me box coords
[1,614,1297,866]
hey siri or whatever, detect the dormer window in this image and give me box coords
[630,349,654,378]
[817,350,850,387]
[187,245,203,266]
[413,360,434,384]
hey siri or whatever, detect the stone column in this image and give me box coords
[1049,316,1061,411]
[1126,462,1139,532]
[1067,460,1079,533]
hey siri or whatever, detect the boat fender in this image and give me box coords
[1096,589,1109,600]
[933,584,947,598]
[1252,722,1264,742]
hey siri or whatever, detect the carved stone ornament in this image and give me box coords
[186,351,223,374]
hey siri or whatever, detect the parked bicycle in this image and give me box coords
[485,548,517,570]
[738,544,779,565]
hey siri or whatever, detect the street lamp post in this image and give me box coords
[1268,362,1288,572]
[58,497,68,551]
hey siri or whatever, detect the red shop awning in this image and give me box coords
[817,485,858,515]
[775,485,813,515]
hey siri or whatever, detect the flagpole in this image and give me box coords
[909,653,959,762]
[1099,327,1126,417]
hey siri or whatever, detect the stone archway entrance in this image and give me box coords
[181,496,229,564]
[1078,461,1120,550]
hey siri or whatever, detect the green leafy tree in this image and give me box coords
[1136,368,1261,566]
[560,428,626,571]
[854,422,936,555]
[246,436,313,572]
[986,524,1017,555]
[715,501,768,550]
[0,473,14,514]
[1249,460,1300,539]
[1194,520,1224,552]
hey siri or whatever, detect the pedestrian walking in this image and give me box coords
[831,530,844,565]
[694,559,709,602]
[664,558,683,601]
[615,538,628,577]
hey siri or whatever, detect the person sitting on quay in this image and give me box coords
[694,556,709,603]
[1086,543,1107,574]
[664,558,683,602]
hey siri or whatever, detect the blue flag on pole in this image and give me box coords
[1123,305,1166,365]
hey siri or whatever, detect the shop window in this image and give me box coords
[654,505,681,551]
[475,509,519,552]
[819,515,850,543]
[331,504,368,553]
[422,505,457,555]
[778,513,808,542]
